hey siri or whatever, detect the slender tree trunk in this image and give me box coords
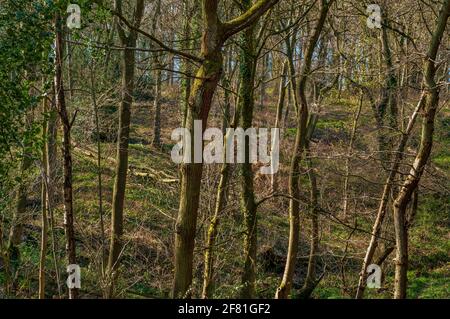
[373,13,398,164]
[66,33,74,100]
[275,118,303,299]
[202,51,235,299]
[393,0,449,298]
[285,30,300,115]
[201,155,232,298]
[180,1,192,127]
[47,90,61,298]
[276,0,332,299]
[55,13,78,299]
[152,65,162,147]
[272,61,288,191]
[238,5,257,297]
[275,30,300,298]
[39,97,49,299]
[221,48,233,134]
[259,53,268,109]
[355,93,425,298]
[106,0,144,298]
[297,157,319,299]
[298,116,319,299]
[343,93,363,218]
[380,8,398,132]
[284,73,293,127]
[151,0,162,147]
[107,41,135,286]
[89,65,106,278]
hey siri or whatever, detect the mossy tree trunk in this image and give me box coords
[238,0,257,298]
[55,12,77,299]
[106,0,145,298]
[202,45,236,299]
[201,150,233,299]
[172,0,280,298]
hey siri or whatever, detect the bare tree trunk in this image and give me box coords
[151,0,162,148]
[275,119,303,299]
[355,93,425,298]
[38,186,48,299]
[393,0,449,298]
[152,66,162,147]
[274,24,300,299]
[380,8,398,132]
[297,114,320,299]
[276,0,332,299]
[39,97,49,299]
[259,53,268,109]
[298,144,319,299]
[66,34,74,100]
[272,61,288,191]
[89,65,106,279]
[406,189,418,229]
[343,93,363,218]
[284,77,292,127]
[47,90,61,298]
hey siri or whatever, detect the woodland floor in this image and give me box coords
[1,87,448,299]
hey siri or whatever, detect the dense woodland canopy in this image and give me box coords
[0,0,449,299]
